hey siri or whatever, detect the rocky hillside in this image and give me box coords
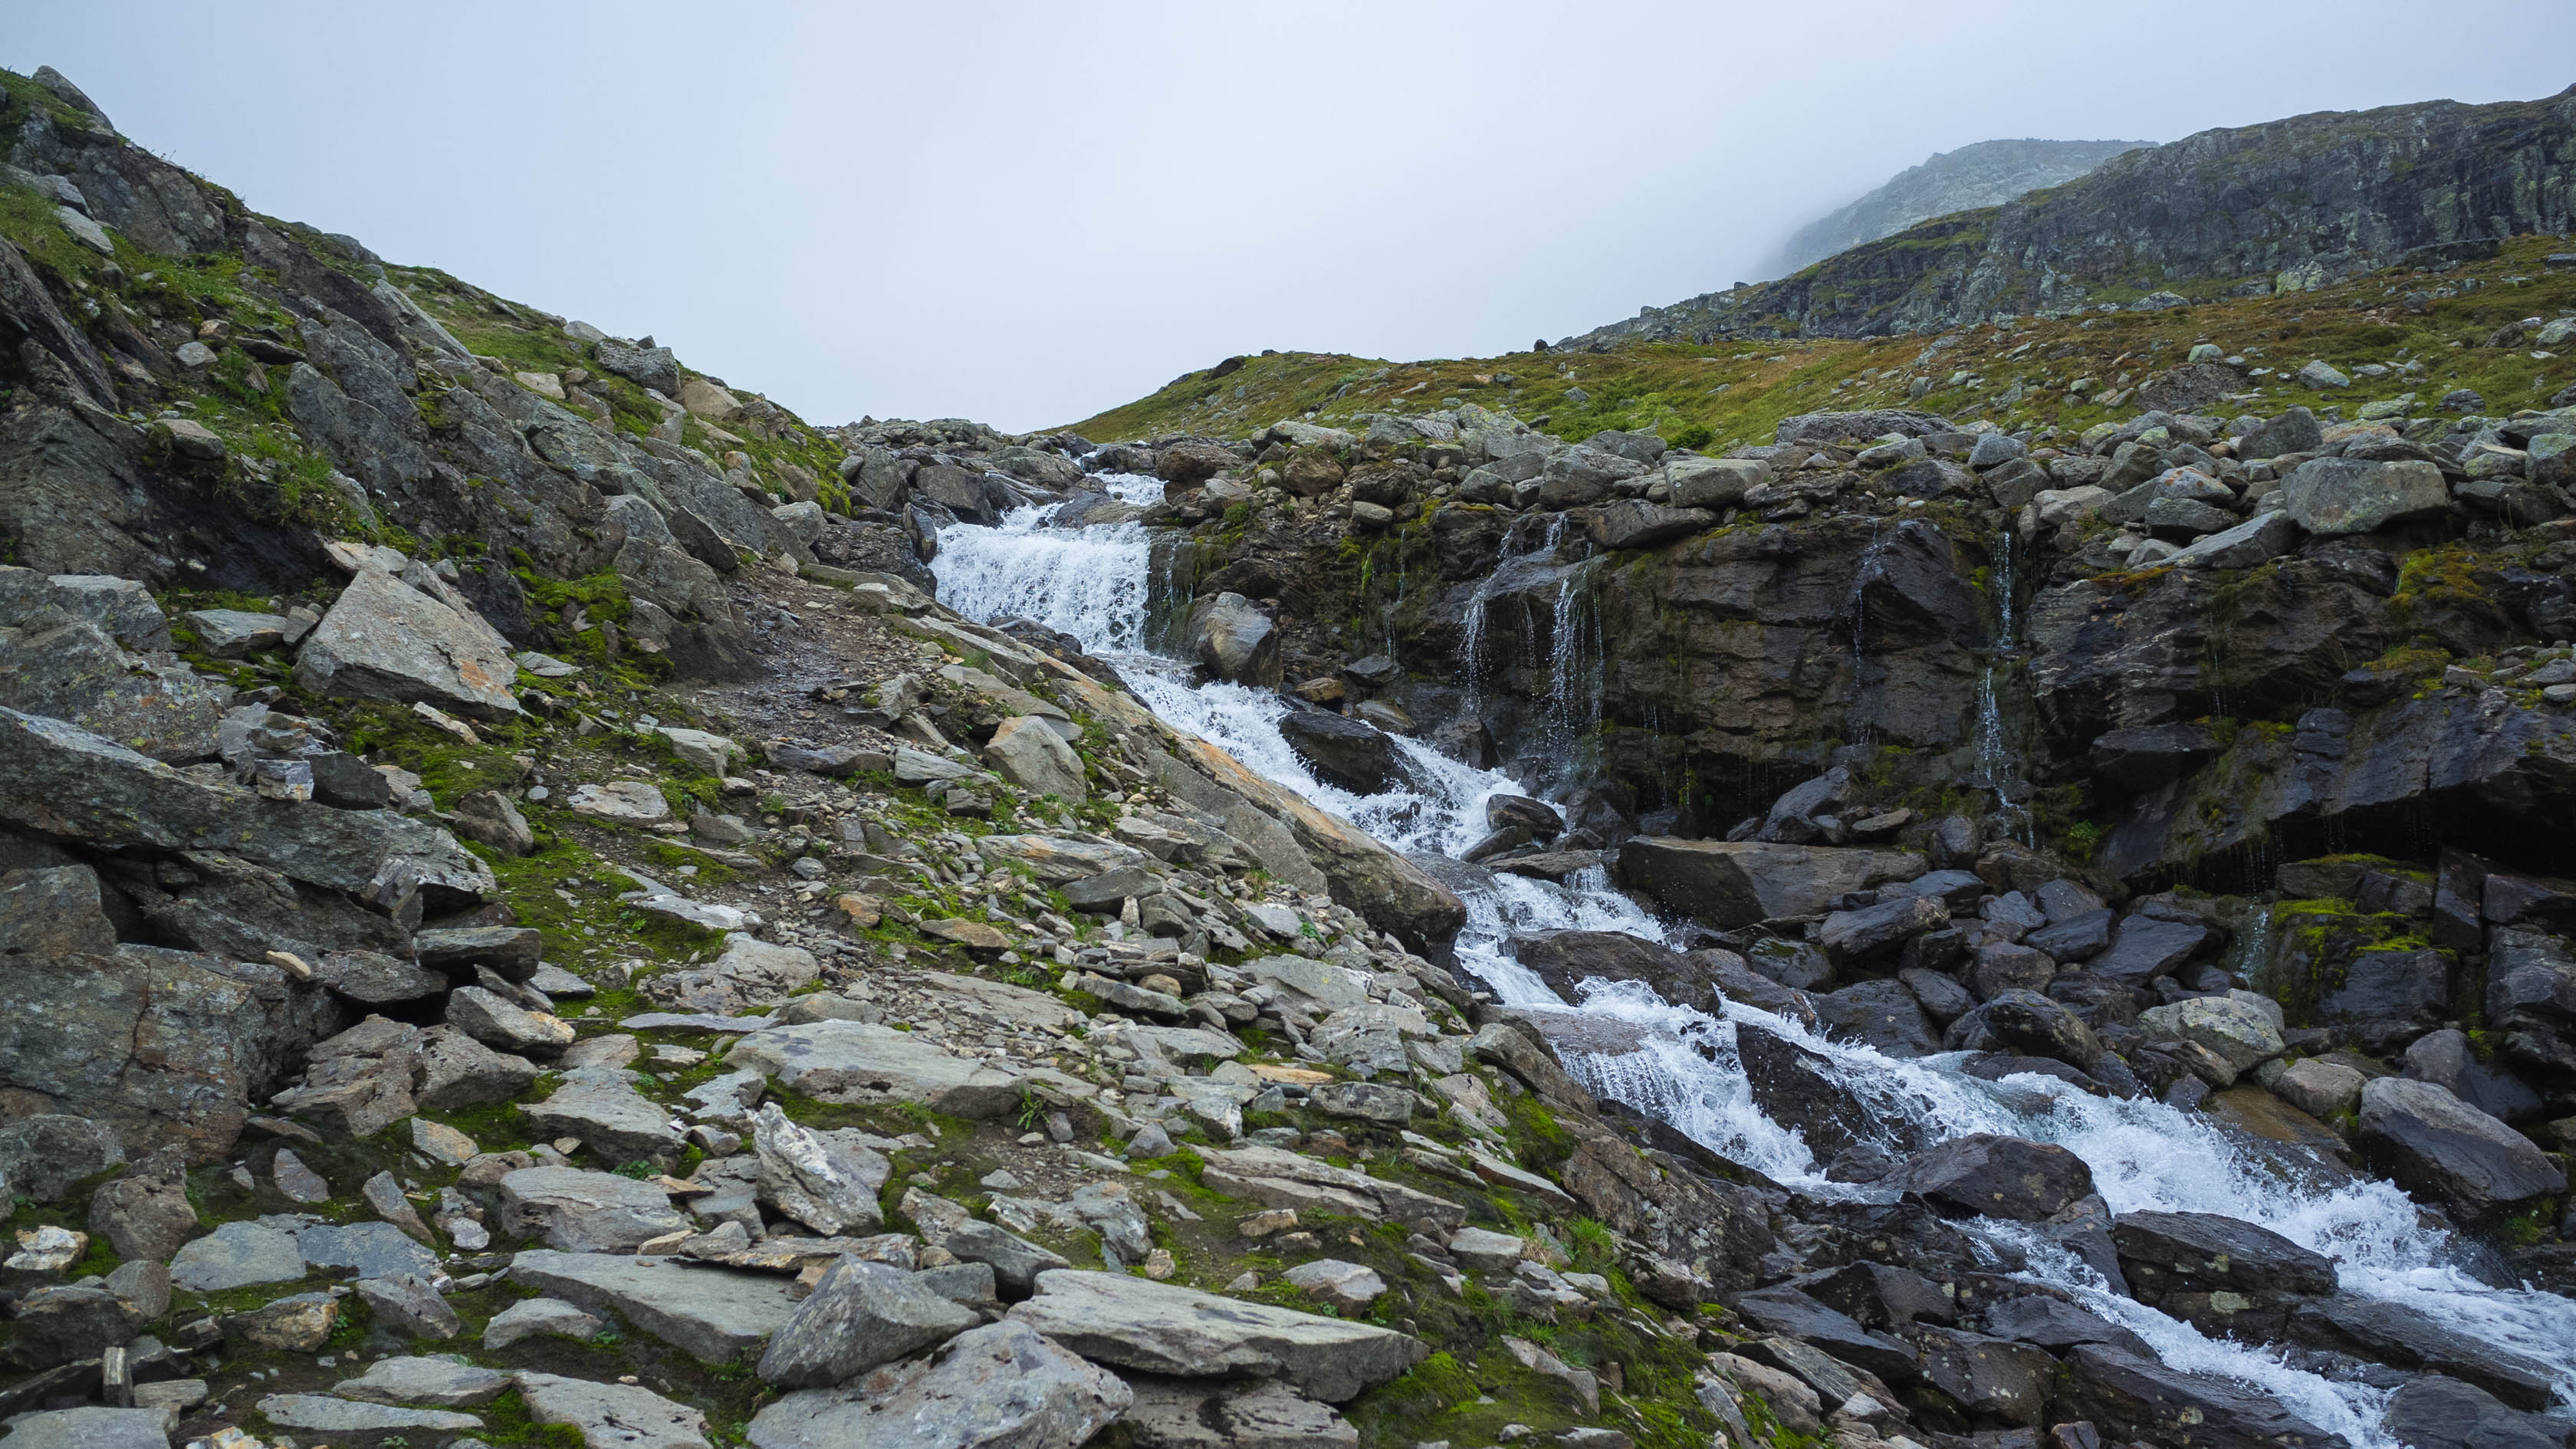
[1562,86,2576,350]
[6,54,2576,1449]
[1760,140,2154,282]
[0,60,1881,1449]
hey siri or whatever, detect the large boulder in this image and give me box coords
[0,708,494,905]
[1616,840,1924,928]
[2137,996,2283,1076]
[1277,710,1395,795]
[2056,1343,2339,1449]
[1188,593,1280,687]
[754,1259,975,1388]
[0,616,228,762]
[2111,1211,2335,1339]
[2356,1076,2564,1222]
[293,565,520,718]
[507,1250,801,1362]
[1169,737,1463,956]
[747,1320,1130,1449]
[498,1168,690,1251]
[0,866,343,1161]
[982,715,1086,802]
[2378,1375,2562,1449]
[1006,1270,1425,1404]
[2277,457,2450,537]
[1510,930,1691,1005]
[1891,1135,2093,1221]
[1735,1023,1922,1165]
[2290,1296,2558,1410]
[727,1020,1033,1118]
[1812,979,1942,1057]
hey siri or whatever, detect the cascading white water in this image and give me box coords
[931,500,2576,1442]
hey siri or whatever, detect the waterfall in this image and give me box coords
[1975,531,2036,846]
[930,501,2576,1444]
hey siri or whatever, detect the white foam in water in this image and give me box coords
[930,503,2576,1440]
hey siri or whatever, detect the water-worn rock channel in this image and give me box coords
[933,474,2576,1449]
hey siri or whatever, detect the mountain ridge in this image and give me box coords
[1562,84,2576,351]
[1760,136,2155,280]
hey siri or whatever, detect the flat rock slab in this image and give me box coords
[483,1296,607,1349]
[288,1217,440,1280]
[499,1167,690,1253]
[258,1395,482,1432]
[509,1250,800,1362]
[748,1320,1129,1449]
[727,1020,1028,1118]
[332,1355,512,1406]
[518,1372,711,1449]
[0,1409,173,1449]
[1008,1269,1426,1403]
[1615,840,1924,928]
[167,1220,303,1293]
[0,1402,175,1444]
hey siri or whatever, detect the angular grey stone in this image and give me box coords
[2278,457,2450,537]
[1116,1375,1357,1449]
[518,1372,711,1449]
[167,1220,302,1293]
[182,610,291,657]
[0,617,228,763]
[292,1218,441,1280]
[1893,1135,2093,1221]
[0,706,495,904]
[1007,1270,1427,1403]
[643,932,817,1017]
[362,1170,435,1244]
[332,1355,512,1406]
[0,570,171,652]
[2173,510,2301,570]
[754,1259,976,1387]
[447,984,575,1056]
[0,1409,171,1449]
[258,1395,481,1433]
[2380,1375,2560,1449]
[356,1272,462,1339]
[482,1296,606,1350]
[751,1102,889,1236]
[728,1020,1030,1118]
[1615,840,1924,927]
[498,1168,689,1252]
[2290,1296,2556,1410]
[983,715,1086,802]
[1188,593,1280,687]
[294,566,519,718]
[0,1115,124,1204]
[2057,1343,2334,1449]
[2357,1076,2564,1222]
[2089,913,2208,985]
[747,1321,1129,1449]
[271,1147,330,1203]
[520,1069,682,1162]
[508,1250,800,1362]
[902,1189,1072,1296]
[1282,1259,1387,1313]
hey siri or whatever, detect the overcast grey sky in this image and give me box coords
[14,3,2574,431]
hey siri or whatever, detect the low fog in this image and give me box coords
[15,1,2574,429]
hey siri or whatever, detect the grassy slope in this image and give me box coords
[1066,235,2576,445]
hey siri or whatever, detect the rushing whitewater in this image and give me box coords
[931,494,2576,1444]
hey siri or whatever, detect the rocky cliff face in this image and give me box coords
[1761,139,2154,281]
[1572,85,2576,348]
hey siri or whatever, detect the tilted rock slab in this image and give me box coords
[1007,1269,1426,1403]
